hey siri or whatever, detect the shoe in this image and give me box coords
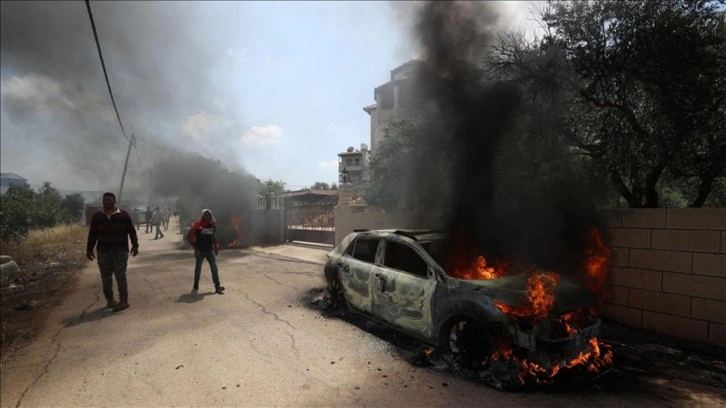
[215,286,225,294]
[106,299,118,308]
[112,300,129,312]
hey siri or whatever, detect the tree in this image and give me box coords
[0,184,36,238]
[311,182,339,190]
[34,182,65,228]
[61,193,86,224]
[256,179,286,197]
[490,0,726,207]
[363,119,455,212]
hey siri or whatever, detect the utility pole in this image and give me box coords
[118,134,135,207]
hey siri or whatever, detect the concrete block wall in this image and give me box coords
[334,207,441,245]
[599,208,725,347]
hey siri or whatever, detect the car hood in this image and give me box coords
[458,273,596,314]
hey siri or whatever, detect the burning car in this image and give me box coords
[324,229,612,381]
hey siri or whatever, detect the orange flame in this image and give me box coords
[494,272,560,318]
[582,228,613,304]
[449,227,614,381]
[227,214,245,247]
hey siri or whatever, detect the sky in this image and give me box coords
[0,1,541,193]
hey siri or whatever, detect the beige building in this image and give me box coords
[363,59,425,152]
[337,59,425,186]
[338,144,370,185]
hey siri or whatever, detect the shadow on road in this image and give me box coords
[62,307,118,328]
[175,291,216,303]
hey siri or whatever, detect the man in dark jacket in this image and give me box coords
[86,192,139,312]
[186,209,224,294]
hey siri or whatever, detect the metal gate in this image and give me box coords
[258,189,337,246]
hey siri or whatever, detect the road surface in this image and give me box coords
[1,217,724,407]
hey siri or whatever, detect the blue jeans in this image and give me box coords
[194,250,221,290]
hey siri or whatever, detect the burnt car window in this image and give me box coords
[348,237,380,263]
[383,240,428,278]
[419,240,445,269]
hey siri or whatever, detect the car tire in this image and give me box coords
[326,275,347,310]
[440,316,496,371]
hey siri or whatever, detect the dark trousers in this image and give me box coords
[154,224,164,239]
[194,250,221,290]
[97,251,129,301]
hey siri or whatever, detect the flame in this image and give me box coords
[449,227,614,382]
[227,214,245,247]
[582,228,613,304]
[493,337,614,384]
[447,230,509,280]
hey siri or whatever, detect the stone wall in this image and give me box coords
[599,208,725,347]
[334,206,726,347]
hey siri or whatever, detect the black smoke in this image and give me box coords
[0,1,240,192]
[150,153,259,243]
[409,2,605,277]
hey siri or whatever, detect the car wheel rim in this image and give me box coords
[447,320,492,369]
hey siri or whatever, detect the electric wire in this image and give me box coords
[133,142,144,174]
[85,0,130,142]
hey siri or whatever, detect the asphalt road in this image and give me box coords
[1,218,724,407]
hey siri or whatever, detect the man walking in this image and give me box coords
[144,206,153,233]
[86,192,139,312]
[186,209,224,294]
[151,207,164,239]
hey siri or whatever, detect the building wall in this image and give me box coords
[599,208,725,347]
[334,206,726,347]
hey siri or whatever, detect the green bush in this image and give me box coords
[0,182,84,240]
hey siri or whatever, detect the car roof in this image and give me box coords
[354,229,445,242]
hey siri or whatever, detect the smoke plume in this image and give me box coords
[408,1,605,277]
[0,1,243,193]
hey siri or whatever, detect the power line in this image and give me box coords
[135,135,189,156]
[133,142,144,173]
[85,0,129,142]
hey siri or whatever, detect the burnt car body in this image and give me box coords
[324,229,602,369]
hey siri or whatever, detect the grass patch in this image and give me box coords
[1,224,89,363]
[2,224,88,266]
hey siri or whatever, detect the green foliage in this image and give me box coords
[490,0,726,207]
[256,179,286,196]
[363,119,454,212]
[310,182,338,190]
[0,184,35,238]
[0,182,83,239]
[61,193,86,223]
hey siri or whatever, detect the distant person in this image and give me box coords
[151,207,164,239]
[186,209,224,294]
[162,206,171,231]
[144,206,153,233]
[86,192,139,312]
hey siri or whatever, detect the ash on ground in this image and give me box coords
[304,287,726,395]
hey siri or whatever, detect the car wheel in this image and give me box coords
[326,275,347,310]
[441,317,495,371]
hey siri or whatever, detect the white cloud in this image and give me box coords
[241,125,283,146]
[213,98,226,111]
[317,159,338,169]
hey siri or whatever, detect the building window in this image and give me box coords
[354,158,360,166]
[346,158,353,166]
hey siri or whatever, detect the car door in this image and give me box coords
[371,237,437,340]
[337,235,381,315]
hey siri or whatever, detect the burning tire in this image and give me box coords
[441,316,496,371]
[325,274,347,310]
